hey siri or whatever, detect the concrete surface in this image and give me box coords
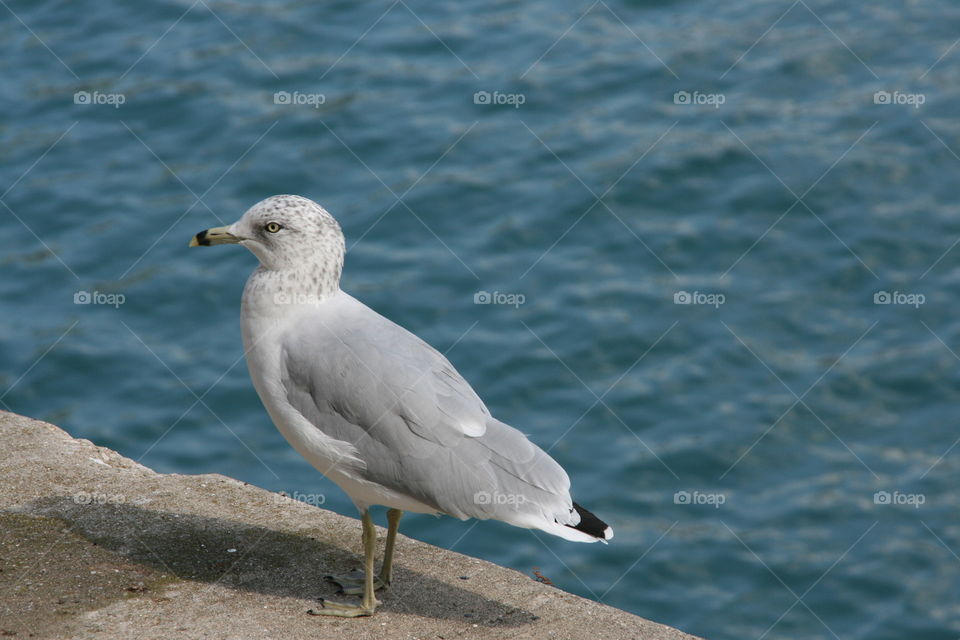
[0,410,702,640]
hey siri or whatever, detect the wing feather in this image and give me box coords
[280,293,575,525]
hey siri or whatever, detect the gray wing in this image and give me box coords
[280,297,575,525]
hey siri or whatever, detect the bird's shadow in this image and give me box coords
[20,496,535,626]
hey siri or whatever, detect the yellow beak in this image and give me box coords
[189,225,241,247]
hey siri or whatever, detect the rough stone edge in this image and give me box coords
[0,410,703,640]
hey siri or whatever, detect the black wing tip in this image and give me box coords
[567,501,613,541]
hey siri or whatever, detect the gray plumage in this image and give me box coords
[279,292,575,526]
[194,194,612,550]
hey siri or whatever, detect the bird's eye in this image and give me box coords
[265,222,283,233]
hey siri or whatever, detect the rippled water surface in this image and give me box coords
[2,2,960,638]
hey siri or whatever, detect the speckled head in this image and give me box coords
[190,194,346,294]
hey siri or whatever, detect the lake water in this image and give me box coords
[2,1,959,638]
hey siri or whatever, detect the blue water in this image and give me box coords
[3,1,960,637]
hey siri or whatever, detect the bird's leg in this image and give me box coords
[325,509,403,596]
[324,570,384,595]
[309,510,378,617]
[379,508,403,586]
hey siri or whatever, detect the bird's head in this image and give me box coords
[190,195,345,290]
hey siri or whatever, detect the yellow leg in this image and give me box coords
[308,510,378,617]
[326,509,404,595]
[379,509,403,586]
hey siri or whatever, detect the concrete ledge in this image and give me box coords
[0,411,700,639]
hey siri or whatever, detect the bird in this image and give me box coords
[189,194,612,617]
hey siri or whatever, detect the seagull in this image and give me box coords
[189,195,612,617]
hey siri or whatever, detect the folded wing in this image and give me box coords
[279,295,579,531]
